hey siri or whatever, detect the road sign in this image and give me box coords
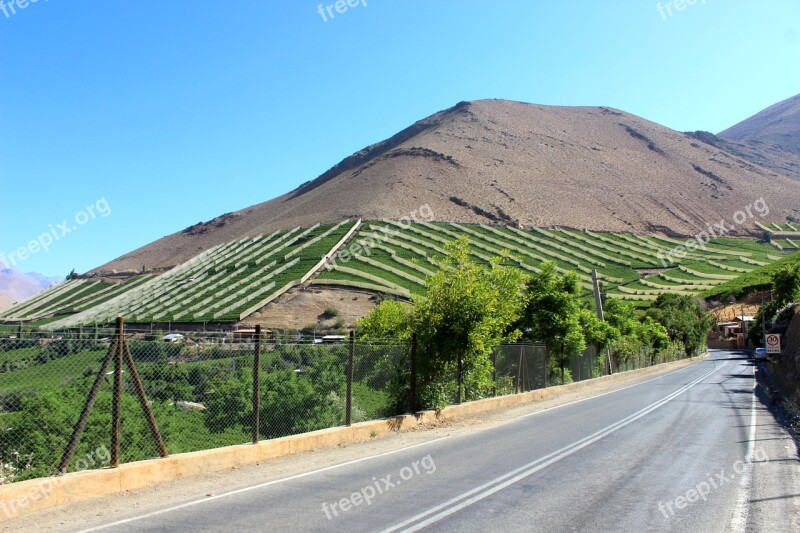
[765,334,781,354]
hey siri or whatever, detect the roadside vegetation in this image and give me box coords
[702,251,800,301]
[0,342,368,482]
[748,263,800,347]
[357,237,710,411]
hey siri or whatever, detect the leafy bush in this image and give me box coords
[128,341,183,363]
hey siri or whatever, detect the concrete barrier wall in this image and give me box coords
[0,355,702,522]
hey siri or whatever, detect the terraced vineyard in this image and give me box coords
[3,220,786,327]
[755,221,800,251]
[314,223,782,306]
[27,220,359,328]
[0,275,153,322]
[756,221,800,235]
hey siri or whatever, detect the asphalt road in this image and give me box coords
[80,350,800,533]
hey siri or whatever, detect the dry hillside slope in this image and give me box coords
[719,92,800,154]
[92,99,800,274]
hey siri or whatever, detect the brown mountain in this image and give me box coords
[686,130,800,182]
[719,93,800,154]
[709,92,800,181]
[92,99,800,274]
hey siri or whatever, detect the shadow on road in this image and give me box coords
[754,363,800,462]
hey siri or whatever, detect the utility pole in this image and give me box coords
[740,305,746,342]
[592,269,613,375]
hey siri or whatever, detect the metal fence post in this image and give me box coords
[543,346,548,388]
[457,356,463,404]
[111,317,123,468]
[410,333,418,412]
[346,330,354,426]
[252,325,261,443]
[492,349,497,397]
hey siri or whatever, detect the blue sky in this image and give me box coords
[1,0,798,277]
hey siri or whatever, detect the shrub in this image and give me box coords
[128,341,183,363]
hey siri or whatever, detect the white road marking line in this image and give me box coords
[381,362,728,533]
[77,436,451,532]
[729,362,756,533]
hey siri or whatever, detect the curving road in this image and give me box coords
[78,350,800,533]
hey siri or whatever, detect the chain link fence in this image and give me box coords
[0,324,687,485]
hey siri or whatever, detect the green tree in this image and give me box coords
[604,299,645,369]
[413,238,529,406]
[204,377,250,433]
[604,299,639,338]
[356,300,411,342]
[751,264,800,345]
[646,294,712,356]
[638,316,670,362]
[772,264,800,305]
[579,307,619,376]
[517,263,585,384]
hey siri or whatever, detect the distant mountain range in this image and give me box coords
[0,268,62,312]
[91,94,800,275]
